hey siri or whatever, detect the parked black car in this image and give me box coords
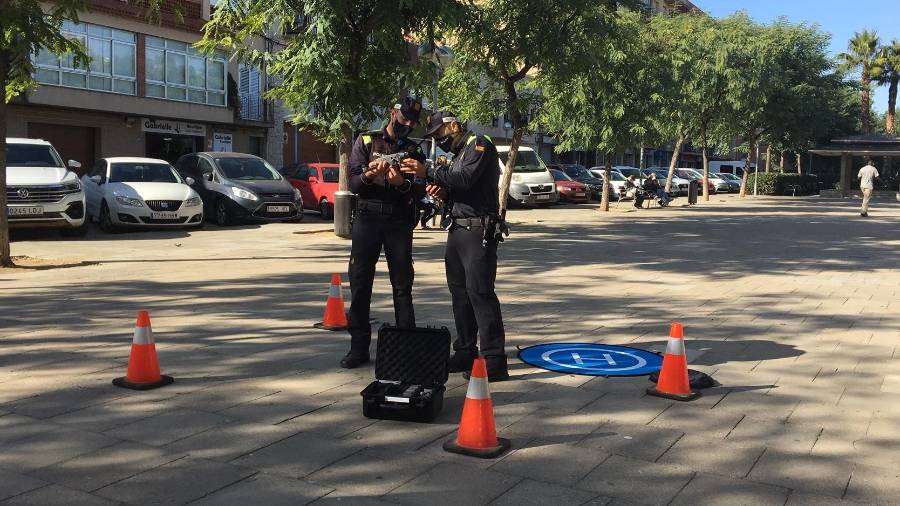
[175,152,303,226]
[556,164,605,200]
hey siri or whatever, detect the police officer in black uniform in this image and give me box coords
[341,97,426,369]
[402,111,508,381]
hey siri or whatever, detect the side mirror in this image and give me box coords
[68,160,82,169]
[308,176,319,183]
[205,172,214,182]
[185,177,195,186]
[90,175,103,185]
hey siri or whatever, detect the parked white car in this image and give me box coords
[82,157,203,232]
[589,168,629,197]
[496,146,559,206]
[5,138,87,236]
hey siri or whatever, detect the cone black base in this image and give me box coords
[314,322,347,331]
[443,437,511,459]
[113,375,174,391]
[646,386,700,401]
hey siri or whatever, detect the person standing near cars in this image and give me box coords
[341,96,426,369]
[858,158,879,217]
[401,111,509,382]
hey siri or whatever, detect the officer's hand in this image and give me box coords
[426,184,446,201]
[400,159,426,178]
[386,167,405,186]
[368,160,389,175]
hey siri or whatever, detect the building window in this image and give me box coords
[145,36,227,106]
[34,21,137,95]
[239,64,264,120]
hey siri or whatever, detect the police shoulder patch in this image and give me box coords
[474,144,486,152]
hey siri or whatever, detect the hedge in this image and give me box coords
[745,173,819,196]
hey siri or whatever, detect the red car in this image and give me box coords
[550,169,590,203]
[281,162,340,219]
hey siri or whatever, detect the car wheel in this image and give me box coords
[320,199,333,220]
[215,199,232,227]
[99,201,118,234]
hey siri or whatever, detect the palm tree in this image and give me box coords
[838,30,884,134]
[876,40,900,135]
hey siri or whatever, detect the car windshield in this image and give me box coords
[563,165,592,179]
[6,144,64,168]
[216,157,281,180]
[550,169,573,182]
[499,151,547,173]
[608,172,626,181]
[615,168,641,178]
[322,168,339,183]
[675,169,699,180]
[721,173,741,181]
[109,163,180,183]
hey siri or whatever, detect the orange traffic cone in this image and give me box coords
[443,357,511,458]
[314,273,348,331]
[647,322,700,401]
[113,310,174,390]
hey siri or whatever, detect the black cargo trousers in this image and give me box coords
[347,206,416,355]
[444,221,505,361]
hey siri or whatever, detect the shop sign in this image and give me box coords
[142,118,207,137]
[213,133,233,152]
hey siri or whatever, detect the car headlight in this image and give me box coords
[184,197,202,207]
[231,187,258,201]
[115,196,143,207]
[512,174,522,183]
[63,180,82,191]
[293,188,302,201]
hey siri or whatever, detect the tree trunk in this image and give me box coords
[338,126,352,192]
[765,145,771,173]
[600,155,612,212]
[780,150,786,173]
[862,71,872,134]
[739,139,755,198]
[702,144,709,202]
[664,131,685,194]
[888,75,898,135]
[332,125,354,238]
[498,128,524,218]
[0,50,12,267]
[796,152,802,175]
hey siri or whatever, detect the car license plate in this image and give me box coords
[151,212,179,220]
[536,194,551,200]
[267,205,291,213]
[575,193,585,197]
[8,206,43,216]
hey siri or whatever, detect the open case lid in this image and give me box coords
[375,325,450,386]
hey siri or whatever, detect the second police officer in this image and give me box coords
[401,111,509,382]
[341,96,426,369]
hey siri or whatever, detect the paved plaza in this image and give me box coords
[1,194,899,505]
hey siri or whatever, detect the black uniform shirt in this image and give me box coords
[349,127,426,206]
[428,133,500,218]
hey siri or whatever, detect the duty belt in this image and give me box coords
[357,200,410,216]
[451,216,488,228]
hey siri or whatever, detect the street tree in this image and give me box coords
[838,30,883,134]
[0,0,90,267]
[876,40,900,135]
[438,0,631,216]
[199,0,448,237]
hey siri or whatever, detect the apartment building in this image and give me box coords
[8,0,281,173]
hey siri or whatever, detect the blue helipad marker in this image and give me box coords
[517,343,663,377]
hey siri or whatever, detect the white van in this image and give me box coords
[6,138,87,236]
[708,160,757,178]
[496,146,558,206]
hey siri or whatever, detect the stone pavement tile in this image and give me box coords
[846,436,900,468]
[669,473,789,506]
[710,390,798,422]
[0,414,69,446]
[785,491,876,506]
[310,494,400,506]
[0,426,118,472]
[260,370,364,397]
[844,463,900,505]
[383,462,520,506]
[725,417,822,452]
[0,469,47,502]
[49,396,175,433]
[305,449,436,498]
[578,394,673,426]
[879,374,900,394]
[278,400,380,437]
[94,457,255,505]
[164,420,297,462]
[231,432,361,479]
[32,441,184,493]
[344,420,456,453]
[580,376,653,396]
[168,380,281,412]
[104,408,232,446]
[657,434,765,479]
[191,474,334,506]
[489,441,610,486]
[748,448,855,498]
[579,423,684,462]
[218,391,335,425]
[648,403,744,438]
[511,384,605,412]
[0,386,127,420]
[575,455,694,506]
[490,478,600,506]
[1,484,118,506]
[500,409,607,445]
[787,401,871,437]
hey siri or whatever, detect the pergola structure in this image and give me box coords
[810,134,900,196]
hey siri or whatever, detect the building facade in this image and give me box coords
[9,0,281,174]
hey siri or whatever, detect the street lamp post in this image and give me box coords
[418,35,455,161]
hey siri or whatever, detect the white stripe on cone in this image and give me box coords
[133,326,154,345]
[465,376,491,400]
[329,284,342,298]
[666,337,686,356]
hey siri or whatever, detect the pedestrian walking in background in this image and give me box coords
[858,158,879,217]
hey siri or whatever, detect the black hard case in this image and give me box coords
[360,325,451,423]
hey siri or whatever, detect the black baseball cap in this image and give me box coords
[423,111,460,138]
[395,96,423,123]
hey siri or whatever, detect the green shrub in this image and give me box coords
[746,173,819,195]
